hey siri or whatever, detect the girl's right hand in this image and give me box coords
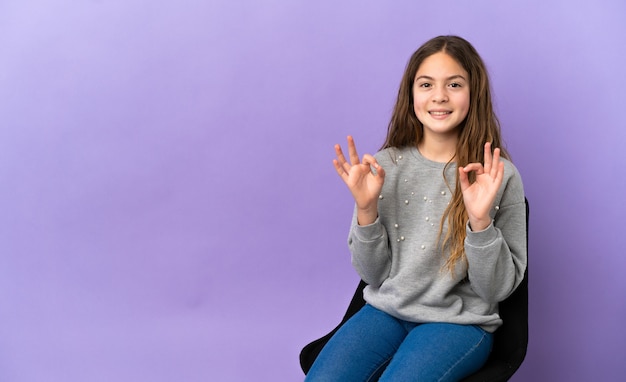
[333,136,385,225]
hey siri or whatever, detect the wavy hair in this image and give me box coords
[381,35,510,274]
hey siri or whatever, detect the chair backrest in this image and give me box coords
[300,198,529,381]
[462,197,529,381]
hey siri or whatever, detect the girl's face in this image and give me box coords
[412,52,470,141]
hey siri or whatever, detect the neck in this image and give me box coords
[417,134,458,163]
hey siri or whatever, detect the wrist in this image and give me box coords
[356,206,378,226]
[468,217,491,232]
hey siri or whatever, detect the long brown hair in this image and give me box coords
[381,35,510,274]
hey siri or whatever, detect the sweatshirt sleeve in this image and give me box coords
[347,210,392,287]
[464,163,527,303]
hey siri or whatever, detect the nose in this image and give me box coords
[432,87,448,103]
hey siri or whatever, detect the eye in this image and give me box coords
[419,82,431,88]
[449,82,462,88]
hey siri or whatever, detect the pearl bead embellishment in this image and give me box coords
[383,156,456,252]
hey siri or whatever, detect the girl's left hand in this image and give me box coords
[459,142,504,231]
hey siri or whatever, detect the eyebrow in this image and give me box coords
[414,74,467,82]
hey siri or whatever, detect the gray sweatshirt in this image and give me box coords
[348,146,527,332]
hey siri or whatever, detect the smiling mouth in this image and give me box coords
[429,111,452,116]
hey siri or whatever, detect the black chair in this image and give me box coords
[300,199,529,381]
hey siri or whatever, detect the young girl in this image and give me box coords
[305,36,527,381]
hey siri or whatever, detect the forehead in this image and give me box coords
[415,52,467,78]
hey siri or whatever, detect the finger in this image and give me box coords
[483,142,492,173]
[347,135,360,165]
[332,159,349,181]
[362,154,384,178]
[461,163,485,175]
[491,148,501,178]
[458,167,470,192]
[495,160,505,185]
[375,163,386,180]
[334,144,346,163]
[361,154,377,165]
[334,144,352,173]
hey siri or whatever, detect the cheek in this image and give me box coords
[412,93,426,112]
[462,102,470,117]
[459,94,470,117]
[413,101,426,121]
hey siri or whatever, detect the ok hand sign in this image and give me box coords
[333,136,385,226]
[459,142,504,231]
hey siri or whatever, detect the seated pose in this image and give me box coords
[305,35,527,382]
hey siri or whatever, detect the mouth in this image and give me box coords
[429,111,452,116]
[428,110,452,120]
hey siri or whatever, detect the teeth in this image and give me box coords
[430,111,450,115]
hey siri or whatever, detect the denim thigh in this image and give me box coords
[305,304,408,382]
[379,322,493,382]
[305,304,493,382]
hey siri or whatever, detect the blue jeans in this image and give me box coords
[305,304,493,382]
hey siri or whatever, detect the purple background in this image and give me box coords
[1,1,625,381]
